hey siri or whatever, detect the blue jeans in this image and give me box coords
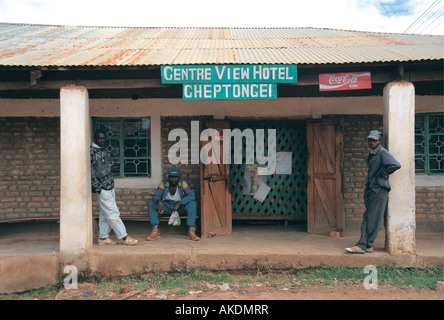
[148,200,197,227]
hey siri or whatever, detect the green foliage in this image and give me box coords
[1,265,442,299]
[286,265,444,291]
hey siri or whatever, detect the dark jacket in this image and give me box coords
[90,143,114,192]
[366,145,401,192]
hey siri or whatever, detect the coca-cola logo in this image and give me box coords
[319,72,371,91]
[329,73,360,87]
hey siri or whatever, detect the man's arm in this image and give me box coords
[90,148,102,192]
[379,149,402,177]
[180,180,195,205]
[152,181,165,203]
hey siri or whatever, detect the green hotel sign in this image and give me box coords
[161,65,297,100]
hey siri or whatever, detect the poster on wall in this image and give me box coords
[254,183,271,202]
[319,71,371,91]
[276,152,292,175]
[243,165,267,195]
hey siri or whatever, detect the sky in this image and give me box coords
[0,0,442,35]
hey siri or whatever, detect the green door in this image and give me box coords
[230,120,307,219]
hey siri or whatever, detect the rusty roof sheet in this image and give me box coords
[0,23,442,67]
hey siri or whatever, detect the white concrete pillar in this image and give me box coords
[383,81,416,256]
[60,86,93,255]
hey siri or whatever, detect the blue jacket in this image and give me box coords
[152,179,195,205]
[366,145,401,192]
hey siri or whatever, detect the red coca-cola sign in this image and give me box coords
[319,71,371,91]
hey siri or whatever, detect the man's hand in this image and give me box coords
[157,201,165,214]
[173,202,182,212]
[376,170,388,180]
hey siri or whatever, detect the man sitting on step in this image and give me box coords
[146,169,200,241]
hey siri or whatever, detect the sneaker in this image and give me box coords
[98,238,117,245]
[365,247,374,253]
[122,236,138,246]
[187,227,200,241]
[146,226,161,241]
[345,246,366,254]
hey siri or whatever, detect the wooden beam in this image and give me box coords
[282,71,443,87]
[30,70,42,85]
[0,71,442,91]
[0,79,166,90]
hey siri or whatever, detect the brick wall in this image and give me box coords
[416,187,444,217]
[161,116,202,208]
[0,117,60,221]
[92,188,154,221]
[0,116,202,223]
[95,116,203,220]
[1,116,442,229]
[342,115,382,219]
[342,115,444,231]
[93,117,203,220]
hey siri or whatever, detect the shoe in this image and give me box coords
[123,236,138,246]
[187,227,200,241]
[365,247,374,253]
[98,238,117,245]
[345,246,366,254]
[146,226,161,241]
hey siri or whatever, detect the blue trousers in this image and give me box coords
[148,200,197,227]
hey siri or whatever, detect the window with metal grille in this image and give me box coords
[93,118,151,177]
[415,113,444,175]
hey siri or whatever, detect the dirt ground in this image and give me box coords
[53,281,444,300]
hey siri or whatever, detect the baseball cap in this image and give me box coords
[168,169,180,177]
[367,130,382,140]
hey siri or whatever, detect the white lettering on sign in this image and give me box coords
[163,66,212,82]
[319,71,371,91]
[161,64,297,100]
[213,66,293,81]
[183,83,275,100]
[328,73,359,87]
[163,65,296,83]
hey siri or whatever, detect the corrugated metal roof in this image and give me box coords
[0,23,442,67]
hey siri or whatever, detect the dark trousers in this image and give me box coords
[356,188,388,250]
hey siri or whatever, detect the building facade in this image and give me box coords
[0,24,442,257]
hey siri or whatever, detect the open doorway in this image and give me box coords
[230,120,308,224]
[199,119,308,237]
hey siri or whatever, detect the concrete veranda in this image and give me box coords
[0,220,443,293]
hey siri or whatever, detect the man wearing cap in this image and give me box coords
[345,130,401,254]
[146,169,199,241]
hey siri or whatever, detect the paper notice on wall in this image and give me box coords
[257,166,269,175]
[276,152,292,175]
[243,165,267,195]
[254,183,271,202]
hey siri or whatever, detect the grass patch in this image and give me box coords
[286,265,444,291]
[1,265,442,299]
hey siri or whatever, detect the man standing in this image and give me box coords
[346,130,401,254]
[146,169,200,241]
[91,129,138,246]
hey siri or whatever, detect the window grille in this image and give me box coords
[415,113,444,175]
[93,118,151,177]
